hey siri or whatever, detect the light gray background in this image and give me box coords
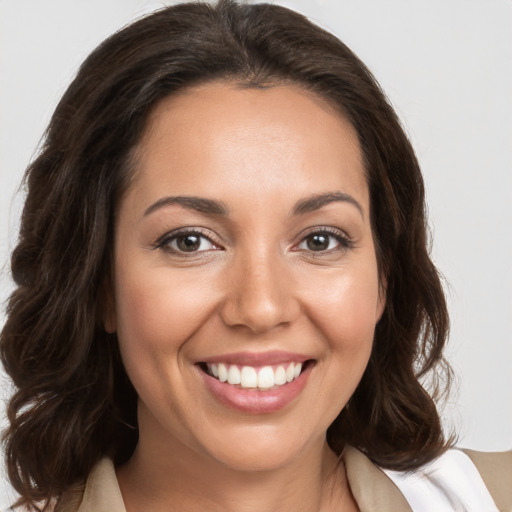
[1,0,511,506]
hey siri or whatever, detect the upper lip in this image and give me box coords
[199,351,313,366]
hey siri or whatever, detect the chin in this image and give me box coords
[197,423,321,473]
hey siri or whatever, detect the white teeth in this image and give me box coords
[257,366,275,389]
[286,362,294,382]
[274,365,286,385]
[240,366,257,388]
[218,363,228,383]
[206,361,306,389]
[227,365,241,385]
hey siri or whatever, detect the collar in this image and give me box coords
[342,445,412,512]
[76,458,125,512]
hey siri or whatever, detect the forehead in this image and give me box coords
[127,81,368,216]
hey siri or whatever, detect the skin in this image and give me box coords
[107,82,385,512]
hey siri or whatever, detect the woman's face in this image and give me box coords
[108,82,384,472]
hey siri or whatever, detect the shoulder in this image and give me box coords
[382,448,511,511]
[462,448,512,512]
[344,445,512,512]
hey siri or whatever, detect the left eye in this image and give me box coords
[161,232,218,253]
[297,232,345,252]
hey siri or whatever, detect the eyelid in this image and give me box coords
[153,227,223,253]
[152,225,353,255]
[292,226,354,252]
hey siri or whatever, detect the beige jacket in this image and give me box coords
[57,446,512,512]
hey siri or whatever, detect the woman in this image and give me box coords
[1,1,510,511]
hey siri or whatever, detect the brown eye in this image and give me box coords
[306,234,330,251]
[176,234,202,252]
[296,229,352,253]
[157,230,219,254]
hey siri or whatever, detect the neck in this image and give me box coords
[117,426,352,512]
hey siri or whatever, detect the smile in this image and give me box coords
[205,362,303,389]
[197,352,315,413]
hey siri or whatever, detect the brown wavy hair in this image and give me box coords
[1,0,452,509]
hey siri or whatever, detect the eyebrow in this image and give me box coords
[292,192,364,218]
[143,196,229,217]
[143,191,364,219]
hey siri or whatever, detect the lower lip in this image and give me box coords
[198,364,313,414]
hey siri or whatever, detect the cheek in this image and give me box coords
[298,258,381,412]
[113,264,218,365]
[305,265,381,351]
[308,267,379,410]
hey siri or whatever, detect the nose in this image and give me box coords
[219,249,301,334]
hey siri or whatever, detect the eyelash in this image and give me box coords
[154,226,354,256]
[154,228,220,255]
[293,227,354,254]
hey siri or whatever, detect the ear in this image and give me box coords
[375,276,387,323]
[100,277,117,333]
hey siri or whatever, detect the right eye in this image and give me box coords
[156,230,221,254]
